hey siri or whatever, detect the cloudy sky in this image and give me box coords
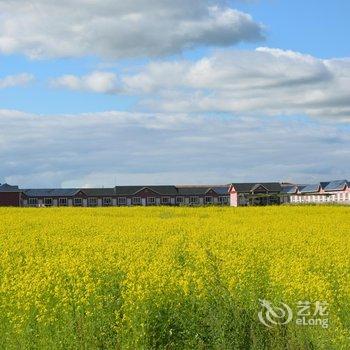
[1,0,349,187]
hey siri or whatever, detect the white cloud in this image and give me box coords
[0,109,349,187]
[0,73,34,88]
[121,48,350,120]
[52,71,118,93]
[0,1,263,59]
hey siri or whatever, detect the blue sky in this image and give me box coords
[233,0,350,57]
[0,0,349,187]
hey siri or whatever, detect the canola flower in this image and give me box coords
[0,206,349,349]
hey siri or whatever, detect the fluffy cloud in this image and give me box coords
[121,48,350,120]
[0,1,263,59]
[0,73,34,88]
[1,109,349,188]
[51,71,118,93]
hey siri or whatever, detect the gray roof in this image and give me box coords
[114,186,178,196]
[320,181,331,189]
[281,185,298,194]
[8,180,349,199]
[82,188,116,196]
[211,186,230,195]
[23,189,80,197]
[177,185,229,196]
[323,180,348,191]
[299,184,320,194]
[297,180,348,194]
[177,187,210,196]
[0,184,20,192]
[20,185,226,197]
[230,183,282,193]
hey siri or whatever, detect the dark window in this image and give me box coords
[205,196,213,204]
[132,197,141,205]
[28,198,38,206]
[219,196,228,204]
[118,197,126,205]
[147,197,156,205]
[44,198,53,207]
[74,198,83,206]
[161,197,170,204]
[103,197,112,206]
[59,198,68,206]
[88,198,98,207]
[190,197,199,204]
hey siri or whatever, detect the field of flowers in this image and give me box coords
[0,206,349,349]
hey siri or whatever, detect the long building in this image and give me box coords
[283,180,350,205]
[0,180,349,207]
[0,184,230,207]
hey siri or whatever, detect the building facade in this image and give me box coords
[0,184,230,207]
[288,180,350,205]
[228,180,350,207]
[0,184,22,206]
[1,180,349,207]
[229,183,282,207]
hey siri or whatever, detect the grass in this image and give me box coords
[0,206,349,349]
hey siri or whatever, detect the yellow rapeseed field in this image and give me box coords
[0,206,349,349]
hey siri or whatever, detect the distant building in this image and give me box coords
[289,180,350,205]
[0,184,230,207]
[0,184,22,206]
[0,180,349,207]
[228,183,282,207]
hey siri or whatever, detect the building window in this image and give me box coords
[118,197,126,205]
[147,197,156,205]
[44,198,53,207]
[103,197,112,206]
[88,198,98,207]
[59,198,68,206]
[176,197,184,204]
[190,197,199,204]
[28,198,38,206]
[205,196,213,204]
[74,198,83,206]
[132,197,141,205]
[346,193,349,201]
[219,196,228,204]
[161,197,170,205]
